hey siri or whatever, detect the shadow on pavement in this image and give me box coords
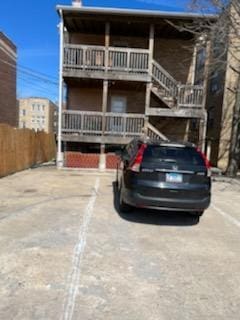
[112,182,200,227]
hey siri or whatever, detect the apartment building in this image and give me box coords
[201,2,240,172]
[0,32,17,126]
[19,98,57,133]
[56,1,215,167]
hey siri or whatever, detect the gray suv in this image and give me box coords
[117,138,211,217]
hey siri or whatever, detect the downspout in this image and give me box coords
[57,9,64,168]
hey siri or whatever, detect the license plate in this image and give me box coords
[166,173,183,183]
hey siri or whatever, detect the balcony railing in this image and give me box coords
[62,110,145,137]
[178,85,204,108]
[63,44,149,74]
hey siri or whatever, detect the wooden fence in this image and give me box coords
[0,124,56,178]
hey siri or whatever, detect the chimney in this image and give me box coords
[72,0,82,7]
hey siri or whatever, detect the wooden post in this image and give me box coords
[144,24,154,136]
[148,24,154,74]
[105,22,110,71]
[102,80,108,137]
[191,44,198,85]
[144,82,152,135]
[198,111,207,151]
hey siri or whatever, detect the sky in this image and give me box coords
[0,0,192,102]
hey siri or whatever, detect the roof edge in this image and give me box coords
[56,5,218,20]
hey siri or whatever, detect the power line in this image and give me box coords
[0,68,58,97]
[0,58,59,85]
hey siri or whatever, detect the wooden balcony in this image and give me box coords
[62,44,205,112]
[61,110,145,144]
[63,44,151,82]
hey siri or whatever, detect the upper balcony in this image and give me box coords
[63,44,151,82]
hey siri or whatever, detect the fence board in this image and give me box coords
[0,125,56,178]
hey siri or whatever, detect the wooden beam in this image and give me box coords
[102,80,108,135]
[146,107,205,119]
[149,24,155,73]
[63,70,150,82]
[105,22,110,71]
[61,134,134,145]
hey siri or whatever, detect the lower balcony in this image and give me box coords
[61,110,146,144]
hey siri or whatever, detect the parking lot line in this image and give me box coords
[212,204,240,229]
[61,177,100,320]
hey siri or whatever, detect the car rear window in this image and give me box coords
[143,145,205,166]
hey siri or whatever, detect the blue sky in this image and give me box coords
[0,0,191,101]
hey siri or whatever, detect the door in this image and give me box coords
[111,96,127,113]
[110,96,127,133]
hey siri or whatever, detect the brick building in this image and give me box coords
[19,97,57,133]
[0,32,17,126]
[56,2,215,168]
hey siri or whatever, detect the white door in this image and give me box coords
[111,96,127,113]
[110,96,127,133]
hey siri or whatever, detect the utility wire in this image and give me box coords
[0,58,58,85]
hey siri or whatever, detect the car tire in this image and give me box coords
[195,211,204,217]
[119,185,132,213]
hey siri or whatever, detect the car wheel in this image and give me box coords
[119,185,132,213]
[195,211,204,217]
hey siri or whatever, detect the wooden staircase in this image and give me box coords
[145,121,168,141]
[151,59,204,110]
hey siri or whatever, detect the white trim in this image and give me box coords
[57,10,64,168]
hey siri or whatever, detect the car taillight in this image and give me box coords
[196,147,211,176]
[130,144,147,173]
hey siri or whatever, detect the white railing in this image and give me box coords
[63,44,149,73]
[105,113,145,136]
[63,44,205,110]
[152,60,178,98]
[146,122,168,141]
[108,47,149,73]
[62,110,145,137]
[178,85,204,108]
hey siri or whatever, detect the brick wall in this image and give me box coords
[65,152,100,168]
[0,32,17,127]
[67,82,146,114]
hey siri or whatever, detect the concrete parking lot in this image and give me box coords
[0,167,240,320]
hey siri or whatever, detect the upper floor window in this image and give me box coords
[32,104,35,111]
[22,109,26,116]
[196,48,206,71]
[210,71,221,94]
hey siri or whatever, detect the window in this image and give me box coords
[32,104,35,111]
[42,105,45,111]
[22,109,26,116]
[210,71,221,94]
[38,104,40,111]
[143,146,205,166]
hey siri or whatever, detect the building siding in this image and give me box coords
[0,32,17,127]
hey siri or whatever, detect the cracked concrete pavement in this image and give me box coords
[0,167,240,320]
